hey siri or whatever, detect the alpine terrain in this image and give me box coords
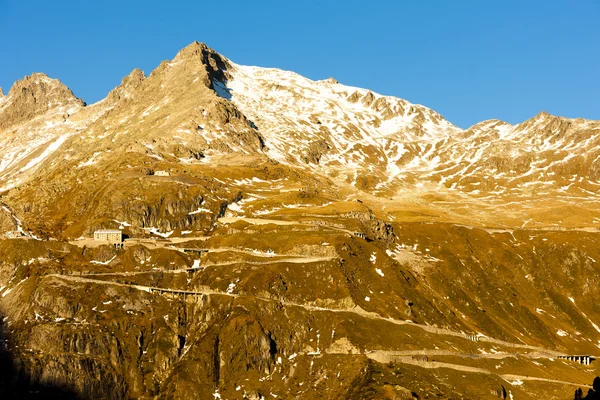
[1,42,600,399]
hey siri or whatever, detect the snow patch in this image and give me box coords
[188,207,212,215]
[226,282,236,294]
[20,134,70,172]
[91,256,116,265]
[149,228,173,238]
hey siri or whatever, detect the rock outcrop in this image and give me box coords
[0,73,85,130]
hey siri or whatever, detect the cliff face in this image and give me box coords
[1,42,599,399]
[0,73,85,130]
[2,220,600,399]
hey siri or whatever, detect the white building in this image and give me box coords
[94,229,122,243]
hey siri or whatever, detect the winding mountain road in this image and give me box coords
[41,272,595,390]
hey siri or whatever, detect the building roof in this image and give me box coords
[94,229,122,234]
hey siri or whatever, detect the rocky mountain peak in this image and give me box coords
[514,110,567,133]
[173,41,231,83]
[107,68,146,102]
[0,73,85,130]
[7,73,69,97]
[174,41,227,65]
[0,87,4,97]
[466,118,510,131]
[529,110,563,125]
[535,110,553,119]
[175,41,210,56]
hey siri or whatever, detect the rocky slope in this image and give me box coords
[223,55,600,201]
[221,58,600,228]
[0,42,599,399]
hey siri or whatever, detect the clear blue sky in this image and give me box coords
[1,0,598,128]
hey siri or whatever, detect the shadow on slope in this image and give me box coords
[574,377,600,400]
[0,312,81,399]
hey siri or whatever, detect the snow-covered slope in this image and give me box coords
[0,74,114,191]
[225,62,461,188]
[2,41,600,205]
[217,60,600,199]
[0,74,90,191]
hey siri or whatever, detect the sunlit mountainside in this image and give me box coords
[1,42,599,399]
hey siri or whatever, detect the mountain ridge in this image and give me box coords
[1,41,599,232]
[1,41,600,400]
[2,42,591,133]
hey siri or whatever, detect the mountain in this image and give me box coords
[0,42,599,399]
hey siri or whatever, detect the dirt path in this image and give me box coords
[199,247,307,258]
[70,236,210,249]
[42,271,596,391]
[365,353,591,388]
[168,236,210,243]
[46,273,560,356]
[72,256,338,277]
[500,374,592,388]
[359,349,559,360]
[223,256,336,264]
[46,274,236,297]
[218,217,299,226]
[291,302,559,354]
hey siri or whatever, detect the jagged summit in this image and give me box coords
[515,109,571,131]
[0,73,85,130]
[465,118,510,130]
[175,41,217,58]
[536,110,553,119]
[169,41,233,90]
[322,77,339,84]
[1,41,599,206]
[465,111,568,134]
[168,41,231,75]
[7,73,74,98]
[107,68,146,102]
